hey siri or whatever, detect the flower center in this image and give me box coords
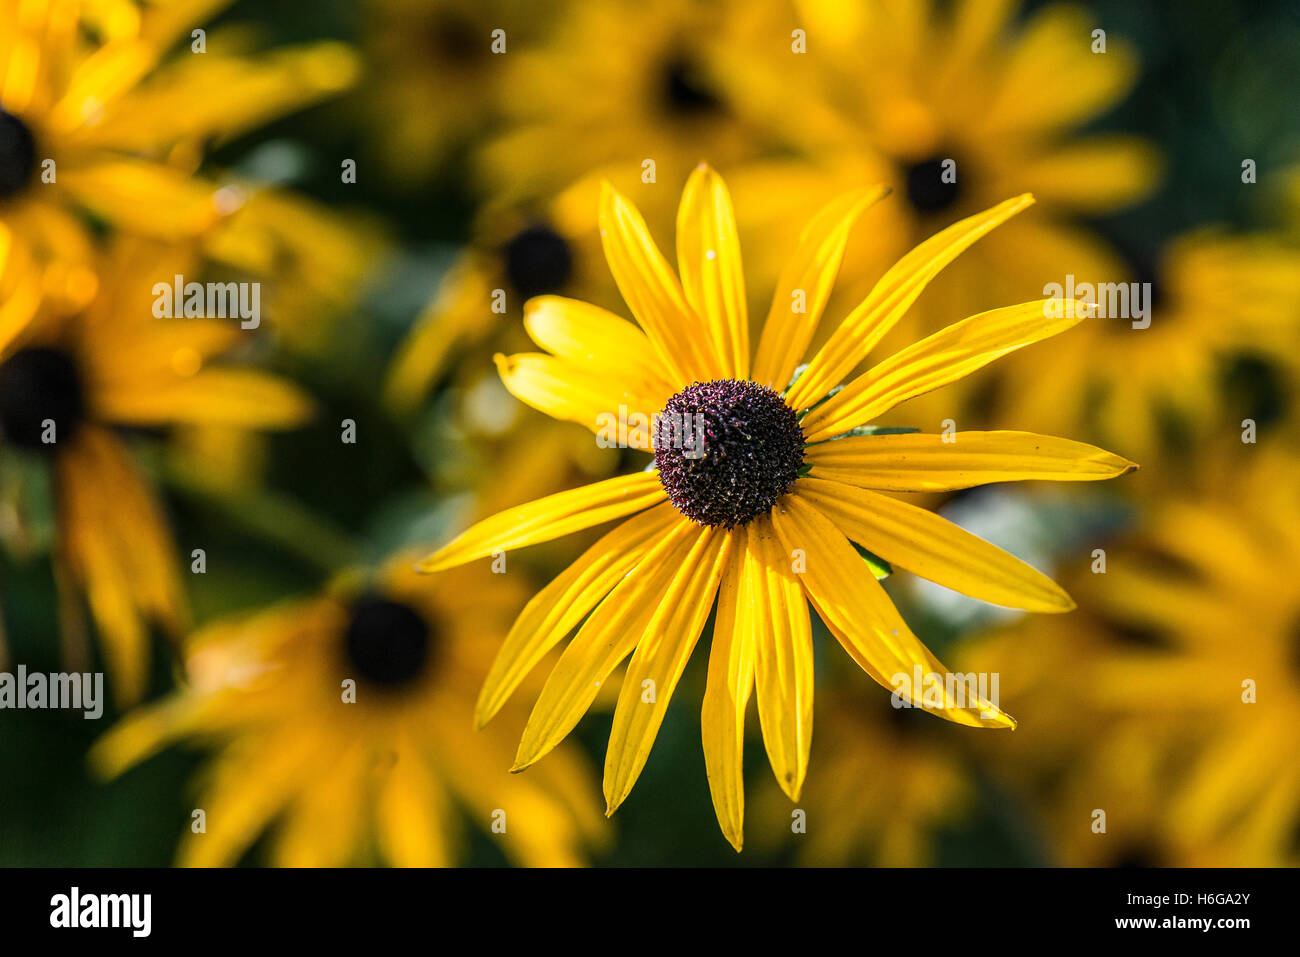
[342,595,435,691]
[903,154,962,214]
[0,347,86,451]
[502,224,574,301]
[654,379,804,528]
[425,13,487,66]
[660,54,721,115]
[0,108,37,200]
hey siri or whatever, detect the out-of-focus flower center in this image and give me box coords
[425,12,487,67]
[0,347,86,451]
[0,108,38,200]
[342,595,435,691]
[903,154,962,214]
[502,224,574,301]
[654,379,804,528]
[660,54,721,115]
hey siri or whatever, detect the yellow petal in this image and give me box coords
[1014,136,1161,212]
[512,517,701,769]
[751,184,891,391]
[495,352,660,447]
[475,502,681,727]
[524,295,677,400]
[56,159,219,237]
[91,367,313,430]
[375,736,453,867]
[700,525,755,852]
[787,195,1036,410]
[749,515,814,801]
[771,494,1014,728]
[676,164,749,378]
[798,477,1073,613]
[418,471,667,573]
[801,298,1090,442]
[599,181,722,382]
[804,430,1136,491]
[603,528,730,814]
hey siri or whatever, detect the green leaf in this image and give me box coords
[852,543,892,580]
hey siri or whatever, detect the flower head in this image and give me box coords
[419,164,1135,849]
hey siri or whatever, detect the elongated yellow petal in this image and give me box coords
[751,185,891,390]
[749,515,814,802]
[771,494,1014,728]
[91,368,313,430]
[805,430,1136,491]
[524,295,678,400]
[700,525,755,852]
[418,471,667,573]
[475,502,681,727]
[513,518,701,770]
[801,298,1090,442]
[677,164,749,378]
[603,528,731,815]
[787,195,1036,409]
[798,477,1073,612]
[495,352,659,447]
[599,181,722,382]
[375,737,452,867]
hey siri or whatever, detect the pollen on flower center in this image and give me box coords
[0,347,86,450]
[342,595,435,691]
[503,224,574,300]
[654,379,804,528]
[0,109,37,200]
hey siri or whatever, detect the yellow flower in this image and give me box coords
[417,165,1135,849]
[0,0,356,267]
[0,231,311,705]
[997,229,1300,458]
[724,0,1160,378]
[478,0,787,205]
[92,558,605,867]
[358,0,559,181]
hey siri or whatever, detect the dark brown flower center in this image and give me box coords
[903,154,962,214]
[503,224,573,301]
[654,379,804,527]
[0,108,37,200]
[0,347,86,451]
[660,54,721,115]
[342,595,435,691]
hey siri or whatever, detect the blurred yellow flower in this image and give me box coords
[725,0,1160,394]
[92,558,606,867]
[997,229,1300,459]
[0,0,356,267]
[0,231,311,704]
[359,0,559,181]
[417,165,1134,849]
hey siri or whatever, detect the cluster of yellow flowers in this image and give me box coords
[2,0,1297,867]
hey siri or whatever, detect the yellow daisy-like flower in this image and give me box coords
[0,232,311,704]
[417,165,1135,849]
[0,0,355,267]
[92,559,605,867]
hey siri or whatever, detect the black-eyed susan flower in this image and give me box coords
[92,558,605,867]
[478,0,789,206]
[0,0,356,267]
[997,229,1300,458]
[723,0,1160,387]
[0,233,310,705]
[417,165,1136,849]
